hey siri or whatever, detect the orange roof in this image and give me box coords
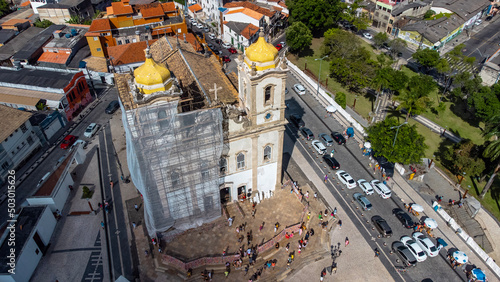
[108,40,157,66]
[106,6,114,15]
[161,2,176,12]
[226,8,263,20]
[38,52,71,65]
[112,2,133,15]
[278,1,287,8]
[20,1,30,7]
[241,23,259,40]
[188,3,202,13]
[88,18,112,32]
[223,1,275,18]
[151,26,172,36]
[183,33,203,52]
[141,3,164,18]
[1,18,30,27]
[85,32,101,37]
[273,6,282,12]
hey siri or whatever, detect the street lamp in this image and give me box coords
[459,171,466,185]
[390,122,408,148]
[315,55,328,96]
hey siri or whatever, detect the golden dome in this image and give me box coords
[244,30,278,71]
[134,48,172,94]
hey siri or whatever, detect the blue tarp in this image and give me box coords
[472,268,486,281]
[346,127,354,138]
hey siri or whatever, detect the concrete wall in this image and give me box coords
[254,75,285,125]
[223,13,259,28]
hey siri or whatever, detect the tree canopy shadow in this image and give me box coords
[297,46,315,57]
[449,100,481,128]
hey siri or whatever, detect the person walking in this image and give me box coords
[345,237,349,247]
[324,174,328,183]
[228,217,233,227]
[101,221,105,229]
[319,212,323,221]
[314,192,318,201]
[304,191,309,199]
[274,222,279,233]
[259,222,264,232]
[333,207,337,217]
[374,248,380,257]
[338,220,342,229]
[132,222,136,229]
[134,204,139,212]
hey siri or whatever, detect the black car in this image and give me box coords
[301,127,314,140]
[373,153,394,177]
[105,100,120,114]
[289,114,305,128]
[392,241,417,267]
[393,208,414,228]
[371,215,392,238]
[215,39,223,45]
[323,155,340,170]
[331,132,346,145]
[207,43,214,49]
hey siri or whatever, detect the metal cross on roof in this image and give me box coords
[209,83,223,101]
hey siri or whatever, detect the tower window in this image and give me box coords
[264,86,271,104]
[237,153,245,170]
[220,158,227,175]
[171,171,180,187]
[264,145,272,161]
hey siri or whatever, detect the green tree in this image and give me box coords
[424,10,436,19]
[481,115,500,198]
[412,48,440,70]
[34,19,55,28]
[388,38,407,59]
[388,70,409,95]
[341,0,370,31]
[286,21,313,53]
[286,0,342,34]
[442,140,485,177]
[321,28,360,59]
[66,15,82,24]
[468,86,500,121]
[367,118,427,164]
[435,58,451,87]
[335,92,346,108]
[0,0,9,17]
[397,74,435,121]
[373,32,389,48]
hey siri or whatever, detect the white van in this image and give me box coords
[370,180,391,199]
[312,140,327,155]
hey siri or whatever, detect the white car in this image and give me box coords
[293,83,306,95]
[311,140,327,155]
[222,42,232,49]
[363,33,373,40]
[401,236,427,262]
[84,123,98,138]
[370,179,392,199]
[412,232,439,257]
[336,170,356,189]
[196,23,203,29]
[208,33,216,40]
[475,19,482,25]
[357,179,374,195]
[37,172,51,188]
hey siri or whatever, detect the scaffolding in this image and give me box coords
[122,100,224,236]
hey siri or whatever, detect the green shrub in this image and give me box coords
[82,186,94,199]
[335,92,347,109]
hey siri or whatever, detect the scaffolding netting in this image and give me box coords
[122,100,223,236]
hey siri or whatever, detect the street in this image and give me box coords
[284,72,466,281]
[462,16,500,64]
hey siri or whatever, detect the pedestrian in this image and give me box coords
[134,204,139,211]
[56,209,62,216]
[374,248,380,257]
[324,209,328,219]
[101,221,104,229]
[345,237,349,247]
[307,212,311,220]
[259,222,264,232]
[333,207,337,217]
[319,212,323,221]
[274,222,279,233]
[324,174,328,183]
[110,180,114,189]
[314,192,318,200]
[228,217,233,227]
[275,242,280,249]
[244,265,249,275]
[330,149,335,158]
[449,199,453,206]
[310,228,315,236]
[338,220,342,229]
[251,209,256,218]
[458,202,463,208]
[132,222,136,229]
[271,259,276,269]
[305,191,309,199]
[158,247,162,253]
[144,250,149,257]
[209,270,213,281]
[305,231,310,241]
[286,242,290,252]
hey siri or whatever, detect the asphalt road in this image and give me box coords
[462,17,500,64]
[284,73,466,281]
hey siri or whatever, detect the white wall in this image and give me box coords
[223,13,259,27]
[255,76,284,125]
[257,162,277,198]
[1,121,42,169]
[43,118,63,140]
[222,169,253,201]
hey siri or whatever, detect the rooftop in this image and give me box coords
[0,18,30,27]
[44,26,88,50]
[0,93,41,108]
[37,52,71,65]
[226,8,264,21]
[38,0,86,9]
[223,1,276,18]
[432,0,490,21]
[401,16,463,43]
[0,68,79,90]
[0,27,44,61]
[87,18,112,33]
[188,3,202,12]
[0,29,17,45]
[0,206,47,274]
[241,23,259,40]
[13,25,66,61]
[224,21,252,36]
[0,85,65,103]
[129,0,155,5]
[112,1,134,15]
[391,1,428,16]
[108,39,157,66]
[0,105,33,142]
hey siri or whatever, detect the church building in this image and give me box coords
[115,30,288,236]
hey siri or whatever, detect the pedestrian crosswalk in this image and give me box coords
[444,55,478,74]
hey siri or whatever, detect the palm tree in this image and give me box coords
[481,115,500,198]
[396,91,431,122]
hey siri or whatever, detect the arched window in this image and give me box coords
[264,86,272,104]
[237,153,245,170]
[171,171,180,187]
[264,145,272,161]
[220,158,227,175]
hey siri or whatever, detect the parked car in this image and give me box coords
[312,140,327,155]
[36,171,51,188]
[289,114,304,128]
[105,100,120,114]
[222,42,232,49]
[213,49,223,55]
[370,179,391,199]
[363,32,373,40]
[357,179,374,195]
[228,47,237,54]
[300,127,314,140]
[221,55,231,63]
[372,153,394,177]
[323,155,340,170]
[203,27,210,32]
[293,83,306,95]
[412,232,438,257]
[401,236,427,262]
[319,133,334,146]
[280,41,286,47]
[393,208,415,228]
[392,241,417,267]
[208,33,216,40]
[475,19,482,25]
[71,139,88,150]
[353,193,372,210]
[215,39,223,45]
[84,123,98,138]
[60,135,77,149]
[196,23,203,29]
[276,43,283,51]
[207,43,215,49]
[371,215,392,237]
[382,42,391,50]
[336,170,356,189]
[331,132,346,145]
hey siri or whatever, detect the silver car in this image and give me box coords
[353,193,372,210]
[293,83,306,95]
[319,133,334,146]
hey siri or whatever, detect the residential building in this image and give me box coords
[223,21,259,51]
[115,29,287,236]
[0,106,42,185]
[12,25,66,66]
[37,26,89,69]
[107,39,157,73]
[0,206,57,282]
[479,48,500,86]
[0,30,17,47]
[0,27,44,67]
[196,0,221,30]
[0,19,31,32]
[221,1,282,38]
[188,3,204,19]
[85,1,185,58]
[29,111,68,145]
[0,68,93,122]
[37,0,95,25]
